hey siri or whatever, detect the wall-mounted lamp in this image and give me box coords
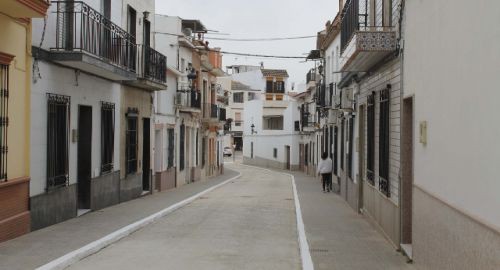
[250,124,257,135]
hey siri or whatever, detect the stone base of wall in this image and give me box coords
[413,186,500,270]
[155,168,176,191]
[30,184,77,231]
[120,173,142,203]
[91,171,120,211]
[0,177,30,242]
[362,181,400,247]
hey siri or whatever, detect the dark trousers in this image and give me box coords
[321,173,332,191]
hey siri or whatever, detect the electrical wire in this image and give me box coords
[204,35,316,41]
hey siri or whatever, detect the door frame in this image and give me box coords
[77,105,92,210]
[400,96,415,249]
[142,117,151,192]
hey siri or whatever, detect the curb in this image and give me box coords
[36,172,242,270]
[238,164,314,270]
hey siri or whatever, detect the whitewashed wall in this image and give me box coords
[30,61,121,196]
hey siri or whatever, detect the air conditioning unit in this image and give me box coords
[175,92,183,106]
[182,28,192,37]
[340,88,354,112]
[328,110,339,125]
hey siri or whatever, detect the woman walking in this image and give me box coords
[317,152,333,192]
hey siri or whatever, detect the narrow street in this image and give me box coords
[66,164,300,270]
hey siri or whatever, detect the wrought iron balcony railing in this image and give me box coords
[306,70,316,84]
[341,0,368,52]
[53,1,137,72]
[203,103,218,119]
[175,91,201,109]
[137,45,166,83]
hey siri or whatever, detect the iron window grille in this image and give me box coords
[294,121,300,131]
[126,108,138,175]
[366,93,375,185]
[167,128,174,169]
[266,80,285,94]
[0,64,9,182]
[179,123,185,171]
[273,148,278,158]
[101,102,115,174]
[379,88,390,197]
[47,94,70,190]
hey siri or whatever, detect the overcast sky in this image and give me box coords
[155,0,339,90]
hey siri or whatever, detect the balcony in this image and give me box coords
[339,0,397,73]
[50,1,137,81]
[175,91,201,112]
[306,70,317,84]
[125,45,167,91]
[202,103,219,122]
[0,0,49,18]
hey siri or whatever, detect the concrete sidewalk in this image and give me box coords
[0,169,239,270]
[292,170,415,270]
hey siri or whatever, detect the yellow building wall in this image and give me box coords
[0,14,31,180]
[120,86,152,179]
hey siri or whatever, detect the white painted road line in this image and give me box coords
[239,164,314,270]
[36,172,242,270]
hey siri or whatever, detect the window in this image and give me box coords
[248,92,256,101]
[273,148,277,158]
[101,102,115,174]
[275,81,285,93]
[233,92,244,103]
[179,123,185,171]
[126,108,138,174]
[47,94,70,189]
[263,116,283,130]
[379,88,390,196]
[235,112,242,126]
[266,80,273,92]
[367,92,375,185]
[294,121,300,131]
[0,63,9,181]
[167,128,174,168]
[341,119,345,170]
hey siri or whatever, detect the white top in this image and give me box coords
[317,158,333,174]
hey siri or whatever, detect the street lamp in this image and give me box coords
[250,123,257,135]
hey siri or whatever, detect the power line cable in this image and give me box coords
[205,35,316,41]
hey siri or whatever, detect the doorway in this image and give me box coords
[142,118,151,192]
[285,145,291,170]
[401,97,414,259]
[299,144,304,171]
[77,105,92,211]
[358,105,366,212]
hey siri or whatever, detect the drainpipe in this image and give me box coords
[397,0,406,250]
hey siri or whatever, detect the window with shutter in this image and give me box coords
[101,102,115,174]
[379,88,390,197]
[47,94,70,189]
[367,93,375,185]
